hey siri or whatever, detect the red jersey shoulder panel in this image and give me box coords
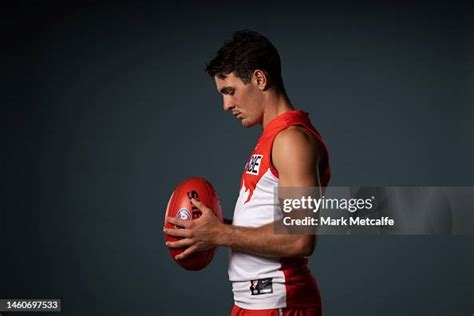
[240,110,331,204]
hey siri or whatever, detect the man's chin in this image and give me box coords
[240,118,256,128]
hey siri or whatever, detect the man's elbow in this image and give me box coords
[291,236,316,257]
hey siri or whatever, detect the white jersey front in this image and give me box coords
[228,110,331,310]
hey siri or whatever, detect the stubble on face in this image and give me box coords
[214,72,263,128]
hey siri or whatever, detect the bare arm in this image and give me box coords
[216,126,322,257]
[164,126,322,260]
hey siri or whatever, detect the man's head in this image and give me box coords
[205,30,286,127]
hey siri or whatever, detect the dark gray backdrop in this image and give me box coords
[2,1,473,315]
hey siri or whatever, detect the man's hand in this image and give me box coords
[163,199,224,261]
[163,126,323,259]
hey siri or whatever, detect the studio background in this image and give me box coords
[2,1,473,315]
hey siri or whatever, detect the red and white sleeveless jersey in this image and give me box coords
[228,110,331,310]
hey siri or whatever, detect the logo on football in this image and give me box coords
[176,208,192,220]
[164,177,223,271]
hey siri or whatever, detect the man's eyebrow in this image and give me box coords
[219,86,234,94]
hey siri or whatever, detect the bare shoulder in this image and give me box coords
[273,126,322,159]
[272,126,322,186]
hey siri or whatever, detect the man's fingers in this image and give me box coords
[163,227,192,238]
[191,199,211,214]
[166,216,192,228]
[190,198,204,209]
[166,238,194,249]
[175,245,197,260]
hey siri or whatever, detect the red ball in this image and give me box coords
[164,177,223,270]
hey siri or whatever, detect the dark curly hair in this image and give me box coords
[205,30,285,92]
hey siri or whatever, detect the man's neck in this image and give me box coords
[261,90,294,129]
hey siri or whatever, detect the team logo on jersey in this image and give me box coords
[245,154,263,175]
[250,278,273,295]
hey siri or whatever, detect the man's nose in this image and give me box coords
[223,98,234,111]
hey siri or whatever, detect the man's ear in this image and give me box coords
[253,69,268,91]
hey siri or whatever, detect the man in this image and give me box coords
[164,30,331,316]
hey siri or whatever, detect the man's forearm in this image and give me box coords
[216,222,315,258]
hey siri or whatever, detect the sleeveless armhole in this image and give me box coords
[269,123,323,179]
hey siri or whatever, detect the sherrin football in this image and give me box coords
[164,177,223,270]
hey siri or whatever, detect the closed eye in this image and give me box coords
[219,87,235,95]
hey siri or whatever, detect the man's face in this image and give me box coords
[214,72,264,128]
